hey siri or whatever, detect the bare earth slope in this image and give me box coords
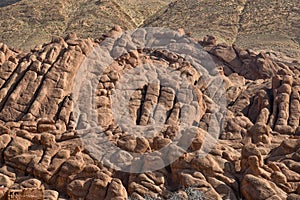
[0,0,171,51]
[0,0,299,59]
[0,26,299,200]
[145,0,300,59]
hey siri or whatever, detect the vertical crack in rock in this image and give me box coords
[0,26,299,200]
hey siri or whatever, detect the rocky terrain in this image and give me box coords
[0,25,299,200]
[0,0,299,59]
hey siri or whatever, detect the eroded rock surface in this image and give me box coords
[0,26,299,200]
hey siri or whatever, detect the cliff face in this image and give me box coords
[0,0,299,59]
[0,26,299,200]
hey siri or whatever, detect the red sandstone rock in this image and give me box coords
[0,28,298,200]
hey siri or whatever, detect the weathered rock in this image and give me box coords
[0,173,13,187]
[86,173,112,200]
[241,174,287,200]
[44,190,59,200]
[0,28,299,200]
[247,122,271,144]
[129,172,166,199]
[105,179,127,200]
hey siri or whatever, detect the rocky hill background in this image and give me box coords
[0,0,299,59]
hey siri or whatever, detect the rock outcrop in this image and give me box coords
[0,26,299,200]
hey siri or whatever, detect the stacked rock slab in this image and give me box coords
[0,27,299,200]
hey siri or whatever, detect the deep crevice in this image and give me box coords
[166,91,178,124]
[0,136,13,166]
[54,95,69,122]
[136,85,148,125]
[0,57,31,117]
[17,48,67,121]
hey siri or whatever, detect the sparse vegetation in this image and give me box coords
[0,0,298,58]
[128,187,208,200]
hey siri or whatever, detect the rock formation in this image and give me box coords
[0,26,299,200]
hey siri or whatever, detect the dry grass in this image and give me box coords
[0,0,170,50]
[0,0,299,58]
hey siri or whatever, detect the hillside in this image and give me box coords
[0,0,299,59]
[145,0,300,59]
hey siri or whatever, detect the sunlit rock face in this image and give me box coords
[0,25,299,200]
